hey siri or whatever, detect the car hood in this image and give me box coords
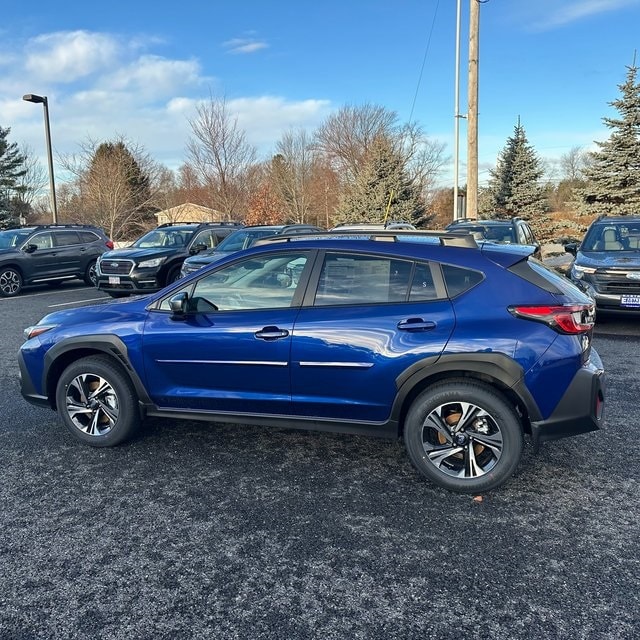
[0,247,20,257]
[100,247,178,261]
[577,250,640,269]
[184,250,232,267]
[33,295,150,331]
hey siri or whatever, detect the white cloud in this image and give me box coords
[529,0,640,30]
[0,29,333,176]
[24,31,120,82]
[103,55,206,99]
[226,96,332,149]
[223,38,269,54]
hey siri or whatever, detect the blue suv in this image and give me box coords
[19,230,605,493]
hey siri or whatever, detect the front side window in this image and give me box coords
[28,233,54,249]
[314,253,416,306]
[192,229,223,249]
[160,252,308,312]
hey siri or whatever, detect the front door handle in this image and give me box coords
[255,326,290,341]
[397,318,436,332]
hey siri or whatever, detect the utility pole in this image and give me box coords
[453,0,462,221]
[466,0,480,219]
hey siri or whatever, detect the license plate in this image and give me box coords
[108,276,121,285]
[621,295,640,307]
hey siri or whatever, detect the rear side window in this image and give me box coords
[79,231,100,243]
[314,254,413,306]
[442,264,483,297]
[409,262,438,301]
[54,231,81,246]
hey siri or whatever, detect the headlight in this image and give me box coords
[572,264,596,279]
[23,324,58,341]
[137,257,166,268]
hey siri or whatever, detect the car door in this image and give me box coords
[290,251,455,422]
[141,250,311,414]
[21,232,58,281]
[51,230,83,275]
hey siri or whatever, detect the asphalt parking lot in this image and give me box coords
[1,282,639,639]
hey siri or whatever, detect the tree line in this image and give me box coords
[2,61,639,241]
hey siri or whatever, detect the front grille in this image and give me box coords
[100,259,134,275]
[593,269,640,294]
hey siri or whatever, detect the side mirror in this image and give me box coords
[168,292,189,319]
[564,242,578,256]
[189,243,208,255]
[23,244,38,254]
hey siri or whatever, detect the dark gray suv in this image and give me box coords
[0,224,113,297]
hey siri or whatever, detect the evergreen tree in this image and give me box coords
[574,62,640,215]
[482,119,548,231]
[0,126,27,228]
[335,136,426,226]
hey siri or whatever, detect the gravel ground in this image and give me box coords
[1,285,638,639]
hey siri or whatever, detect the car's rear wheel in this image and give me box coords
[0,267,23,297]
[404,380,523,493]
[55,355,140,447]
[84,260,98,286]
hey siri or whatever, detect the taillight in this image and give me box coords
[508,303,595,334]
[105,239,114,249]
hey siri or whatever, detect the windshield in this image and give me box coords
[581,222,640,251]
[0,228,33,249]
[132,228,195,249]
[214,228,280,253]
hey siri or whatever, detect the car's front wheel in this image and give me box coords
[55,355,141,447]
[0,267,23,297]
[404,380,523,493]
[84,260,98,287]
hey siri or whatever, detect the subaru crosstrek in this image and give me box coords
[565,215,640,313]
[19,230,605,493]
[96,221,242,297]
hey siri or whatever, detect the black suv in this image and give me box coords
[180,224,323,277]
[95,222,243,297]
[445,217,541,259]
[0,224,113,297]
[565,215,640,313]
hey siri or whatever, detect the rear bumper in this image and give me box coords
[530,350,605,448]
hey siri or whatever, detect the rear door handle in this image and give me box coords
[255,326,290,341]
[397,318,436,332]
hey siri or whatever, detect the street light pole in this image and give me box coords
[22,94,58,224]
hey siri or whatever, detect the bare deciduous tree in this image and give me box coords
[187,95,257,217]
[271,129,318,224]
[314,103,397,183]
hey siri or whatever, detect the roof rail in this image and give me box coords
[254,229,478,248]
[157,221,243,228]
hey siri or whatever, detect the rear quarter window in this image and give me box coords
[441,264,484,297]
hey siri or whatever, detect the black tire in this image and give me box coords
[165,265,182,286]
[84,260,98,287]
[55,355,141,447]
[403,380,523,493]
[0,267,23,297]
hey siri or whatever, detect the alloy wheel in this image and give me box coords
[64,373,119,436]
[421,401,504,478]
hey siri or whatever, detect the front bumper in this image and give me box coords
[95,271,162,295]
[18,350,50,408]
[530,349,605,448]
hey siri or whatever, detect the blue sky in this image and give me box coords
[1,0,640,188]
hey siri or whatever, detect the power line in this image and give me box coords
[408,0,441,125]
